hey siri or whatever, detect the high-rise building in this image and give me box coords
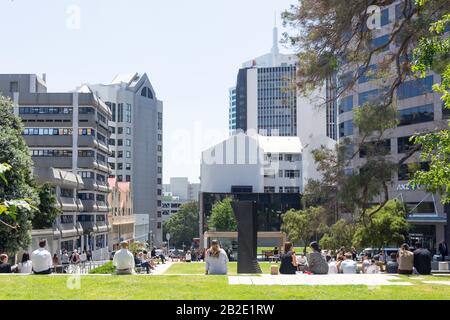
[0,74,112,260]
[162,177,200,221]
[230,25,298,137]
[229,87,237,136]
[87,73,163,245]
[336,0,449,251]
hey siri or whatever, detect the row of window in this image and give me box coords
[19,107,96,115]
[78,193,106,202]
[111,150,131,158]
[109,163,132,170]
[108,138,132,147]
[23,128,96,136]
[264,186,301,193]
[31,149,96,157]
[110,126,132,135]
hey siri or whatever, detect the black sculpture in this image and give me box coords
[231,200,262,274]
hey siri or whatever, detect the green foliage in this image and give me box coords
[281,206,328,253]
[33,183,61,229]
[319,219,356,251]
[410,10,450,203]
[163,201,199,247]
[0,96,38,255]
[352,200,410,250]
[208,198,237,232]
[129,242,147,255]
[89,261,116,274]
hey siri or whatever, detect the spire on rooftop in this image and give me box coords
[271,11,280,55]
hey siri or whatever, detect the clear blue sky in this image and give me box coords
[0,0,296,183]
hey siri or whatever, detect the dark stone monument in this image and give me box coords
[231,200,262,274]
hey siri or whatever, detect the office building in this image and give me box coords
[336,0,449,251]
[0,74,112,260]
[87,73,163,245]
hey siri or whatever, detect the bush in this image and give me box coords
[89,261,116,274]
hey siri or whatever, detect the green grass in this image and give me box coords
[164,262,274,275]
[0,274,450,300]
[89,261,115,274]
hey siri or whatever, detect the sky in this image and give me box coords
[0,0,296,183]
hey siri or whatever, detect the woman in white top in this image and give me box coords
[18,253,33,274]
[205,240,228,275]
[185,250,192,263]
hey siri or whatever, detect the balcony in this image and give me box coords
[59,197,78,212]
[59,222,78,238]
[81,200,98,212]
[97,201,109,212]
[78,136,96,148]
[82,178,99,191]
[78,157,96,169]
[32,157,72,169]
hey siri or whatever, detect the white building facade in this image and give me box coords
[87,73,164,245]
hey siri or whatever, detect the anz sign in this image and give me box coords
[396,182,420,191]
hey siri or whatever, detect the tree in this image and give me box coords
[319,219,357,251]
[163,201,199,248]
[0,96,38,255]
[208,198,237,232]
[410,10,450,203]
[281,206,328,253]
[353,200,410,250]
[282,0,448,221]
[33,183,62,229]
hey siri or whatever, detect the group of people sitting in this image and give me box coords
[0,239,56,275]
[112,241,166,275]
[279,242,435,275]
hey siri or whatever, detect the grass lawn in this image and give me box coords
[164,262,273,275]
[1,262,450,300]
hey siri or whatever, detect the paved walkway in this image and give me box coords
[228,274,413,286]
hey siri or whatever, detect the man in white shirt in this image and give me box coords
[340,253,357,274]
[113,241,135,275]
[31,239,53,274]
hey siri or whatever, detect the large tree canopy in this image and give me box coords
[0,96,38,254]
[163,201,199,248]
[283,0,449,221]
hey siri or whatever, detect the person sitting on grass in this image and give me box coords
[386,252,399,274]
[340,253,357,274]
[327,255,338,274]
[279,242,298,275]
[18,253,33,274]
[398,243,414,275]
[113,241,135,275]
[205,240,228,275]
[31,239,53,275]
[138,252,151,274]
[306,242,329,275]
[0,254,13,274]
[185,250,192,263]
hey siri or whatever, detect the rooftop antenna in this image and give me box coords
[271,11,280,55]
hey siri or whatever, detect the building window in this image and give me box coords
[9,81,19,93]
[126,127,131,135]
[126,104,132,123]
[358,65,377,84]
[157,145,162,152]
[264,186,275,193]
[126,151,131,158]
[126,163,131,170]
[157,134,162,141]
[79,171,94,179]
[339,121,353,137]
[397,76,434,100]
[359,140,391,158]
[117,103,124,122]
[78,193,95,201]
[158,156,162,163]
[359,89,382,106]
[397,136,415,154]
[117,163,123,170]
[118,151,123,158]
[284,170,300,179]
[126,139,131,147]
[371,34,390,52]
[117,175,123,182]
[398,162,429,181]
[398,104,434,126]
[118,127,123,134]
[157,167,162,174]
[157,222,162,229]
[284,187,300,193]
[117,139,123,146]
[126,175,131,182]
[157,189,162,195]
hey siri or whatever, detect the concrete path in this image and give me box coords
[228,274,413,286]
